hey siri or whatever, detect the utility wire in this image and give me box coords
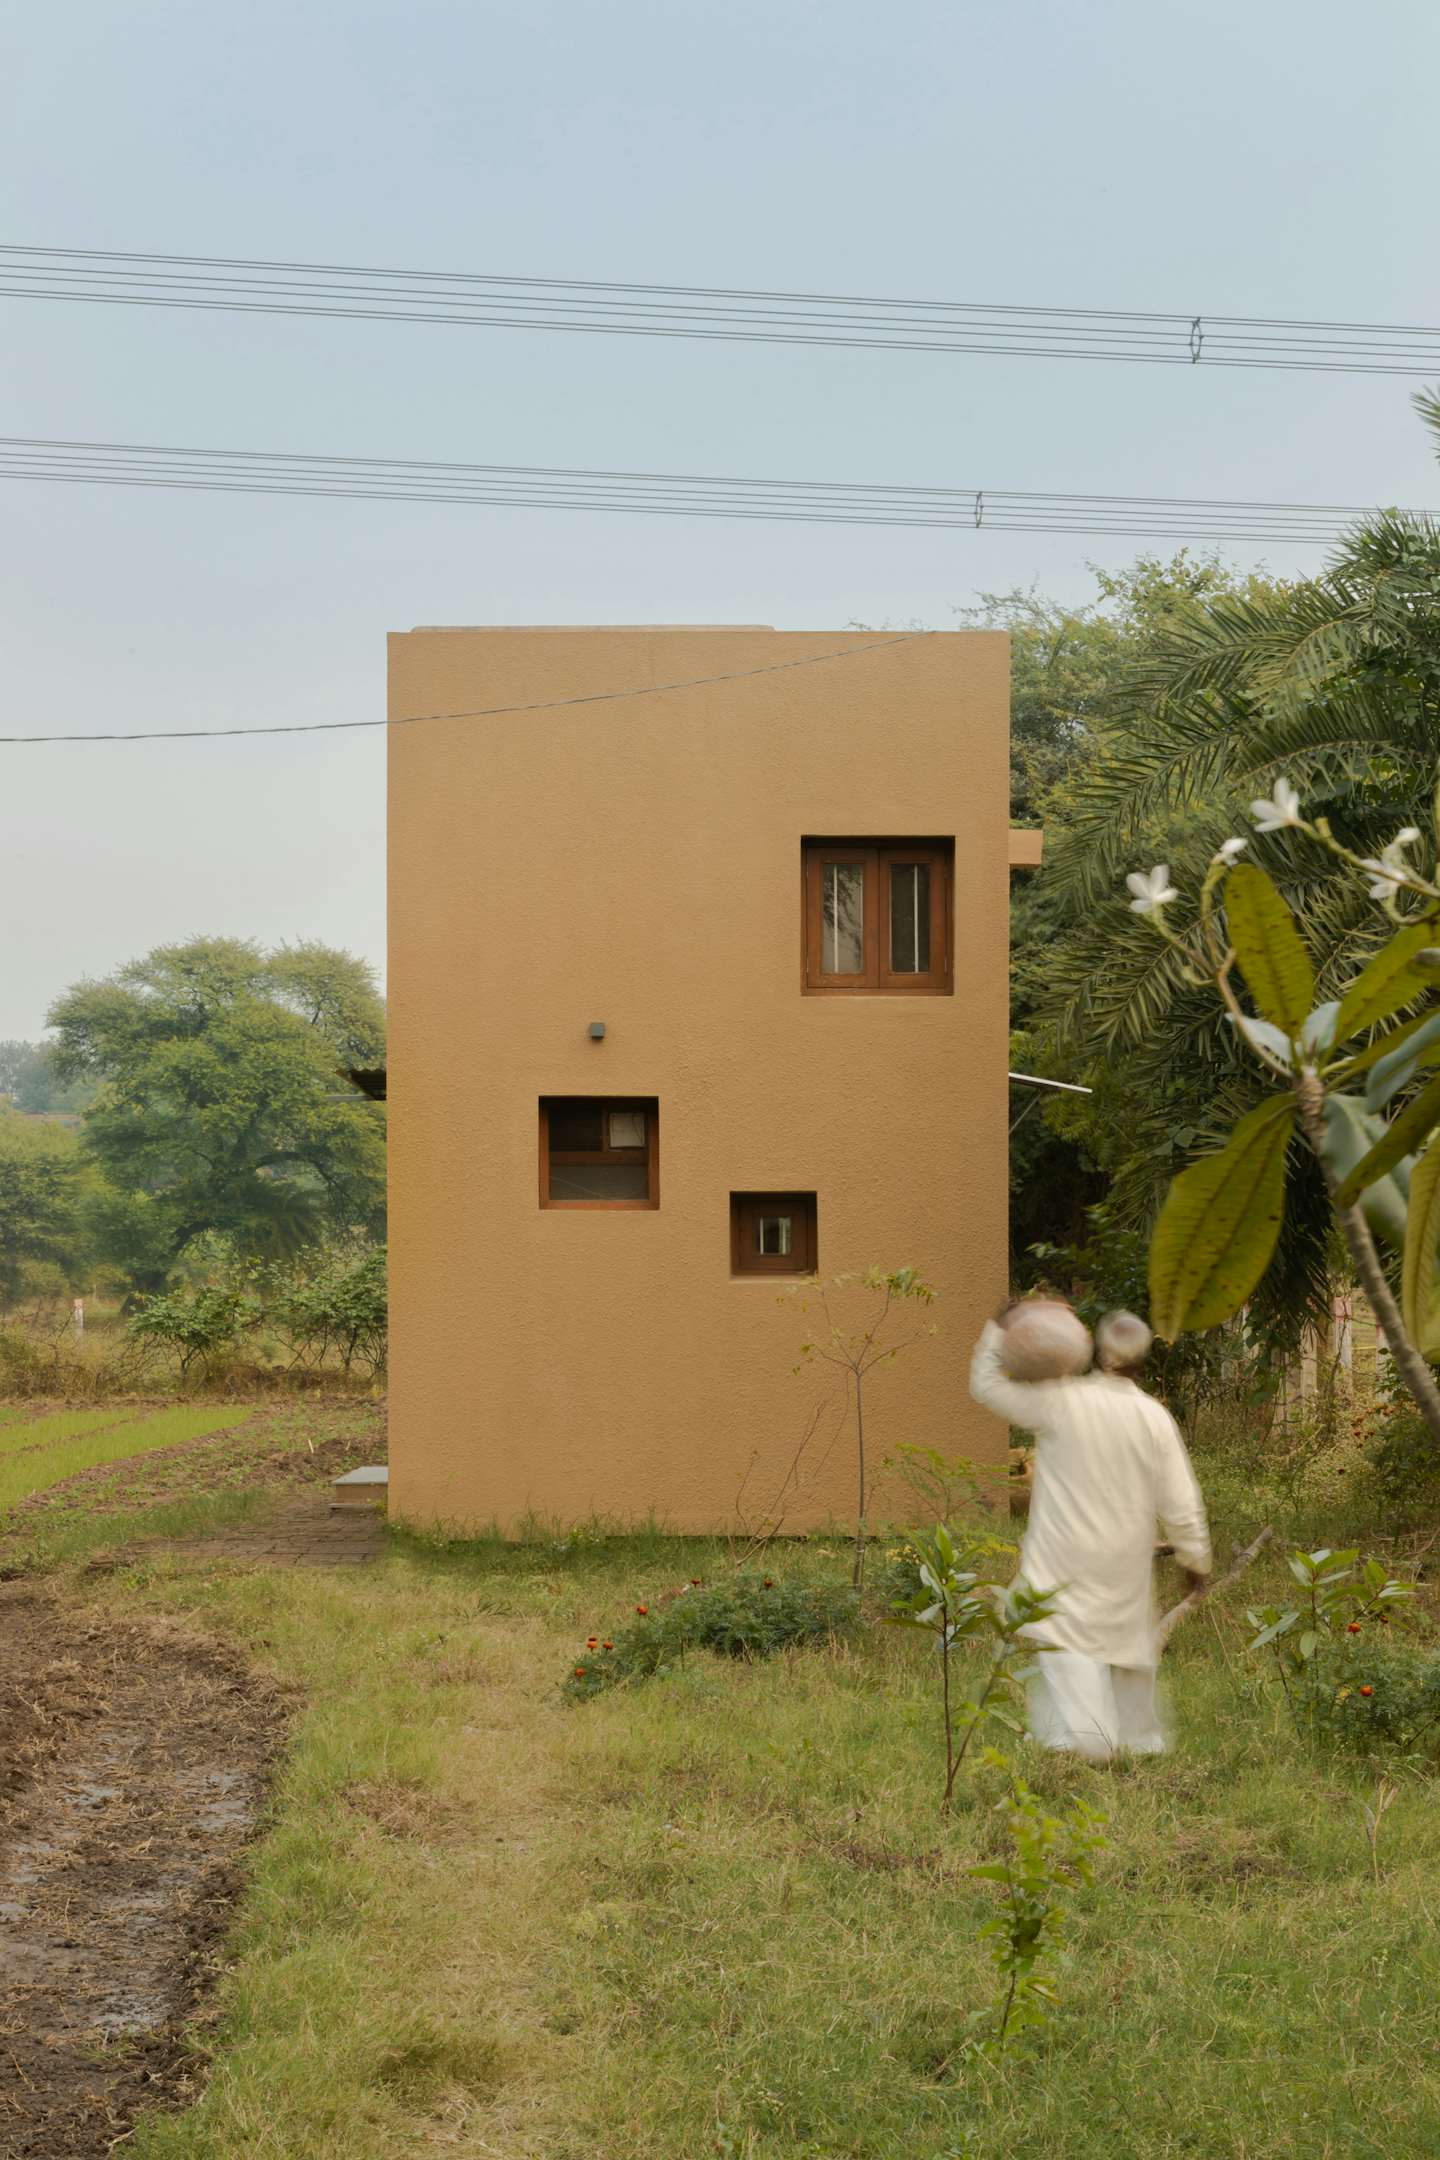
[0,432,1421,545]
[4,245,1440,375]
[0,631,933,745]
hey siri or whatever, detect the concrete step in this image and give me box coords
[332,1464,389,1511]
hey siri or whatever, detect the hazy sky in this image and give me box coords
[3,0,1438,1038]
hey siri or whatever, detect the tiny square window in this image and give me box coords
[731,1192,818,1275]
[541,1097,658,1209]
[802,840,953,994]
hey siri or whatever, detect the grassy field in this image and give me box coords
[10,1434,1432,2160]
[0,1403,254,1509]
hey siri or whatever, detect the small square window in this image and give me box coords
[731,1192,817,1275]
[802,840,953,994]
[541,1097,658,1209]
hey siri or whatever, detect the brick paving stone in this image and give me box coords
[149,1494,385,1569]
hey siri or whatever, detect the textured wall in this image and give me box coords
[387,626,1011,1533]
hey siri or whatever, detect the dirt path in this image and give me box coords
[0,1586,286,2158]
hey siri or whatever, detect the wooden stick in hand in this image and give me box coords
[1155,1525,1274,1652]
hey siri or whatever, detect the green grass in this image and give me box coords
[21,1495,1426,2160]
[0,1405,135,1455]
[0,1403,252,1511]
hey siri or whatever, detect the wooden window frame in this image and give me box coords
[730,1191,818,1276]
[802,840,953,995]
[540,1096,659,1210]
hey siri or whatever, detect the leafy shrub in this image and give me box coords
[1303,1636,1440,1756]
[1366,1391,1440,1518]
[969,1749,1107,2052]
[128,1282,261,1378]
[563,1572,861,1702]
[268,1246,387,1375]
[888,1523,1059,1810]
[1248,1547,1417,1746]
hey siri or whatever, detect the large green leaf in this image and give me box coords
[1226,863,1314,1038]
[1402,1142,1440,1354]
[1339,1007,1440,1080]
[1149,1096,1296,1338]
[1334,919,1440,1044]
[1321,1096,1411,1247]
[1337,1068,1440,1207]
[1364,1009,1440,1111]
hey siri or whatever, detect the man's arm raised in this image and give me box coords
[969,1318,1050,1429]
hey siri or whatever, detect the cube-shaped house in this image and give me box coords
[387,625,1011,1533]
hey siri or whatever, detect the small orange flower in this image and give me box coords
[575,1667,586,1678]
[691,1577,703,1586]
[587,1636,599,1648]
[1347,1621,1361,1634]
[1360,1684,1374,1697]
[763,1578,774,1588]
[636,1605,649,1616]
[603,1640,614,1650]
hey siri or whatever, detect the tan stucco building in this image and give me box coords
[387,625,1011,1534]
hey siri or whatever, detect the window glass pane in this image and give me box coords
[548,1103,604,1152]
[756,1215,793,1256]
[607,1109,647,1150]
[548,1162,650,1202]
[889,862,931,973]
[822,860,866,975]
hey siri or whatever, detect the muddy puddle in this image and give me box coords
[0,1585,284,2157]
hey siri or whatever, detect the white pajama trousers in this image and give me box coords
[1026,1651,1166,1762]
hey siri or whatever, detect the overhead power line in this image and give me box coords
[0,631,933,745]
[0,432,1421,545]
[4,245,1440,376]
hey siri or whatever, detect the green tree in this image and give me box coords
[0,1113,86,1311]
[1127,827,1440,1446]
[50,937,386,1292]
[0,1039,93,1115]
[1044,392,1440,1336]
[986,556,1294,1282]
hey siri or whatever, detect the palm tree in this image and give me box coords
[1041,393,1440,1339]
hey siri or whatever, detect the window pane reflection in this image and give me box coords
[756,1216,793,1255]
[889,863,931,973]
[822,861,865,974]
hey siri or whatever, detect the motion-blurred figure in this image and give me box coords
[971,1302,1211,1761]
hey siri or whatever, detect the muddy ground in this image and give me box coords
[0,1586,285,2157]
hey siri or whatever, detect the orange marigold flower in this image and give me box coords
[603,1640,614,1650]
[1360,1684,1374,1697]
[575,1667,586,1678]
[587,1637,599,1648]
[636,1604,649,1616]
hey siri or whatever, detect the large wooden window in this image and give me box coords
[730,1192,818,1275]
[540,1098,659,1209]
[802,841,952,994]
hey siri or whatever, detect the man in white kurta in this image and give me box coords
[970,1318,1212,1761]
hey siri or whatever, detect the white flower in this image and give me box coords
[1359,827,1422,901]
[1249,778,1304,832]
[1213,837,1248,866]
[1125,864,1179,916]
